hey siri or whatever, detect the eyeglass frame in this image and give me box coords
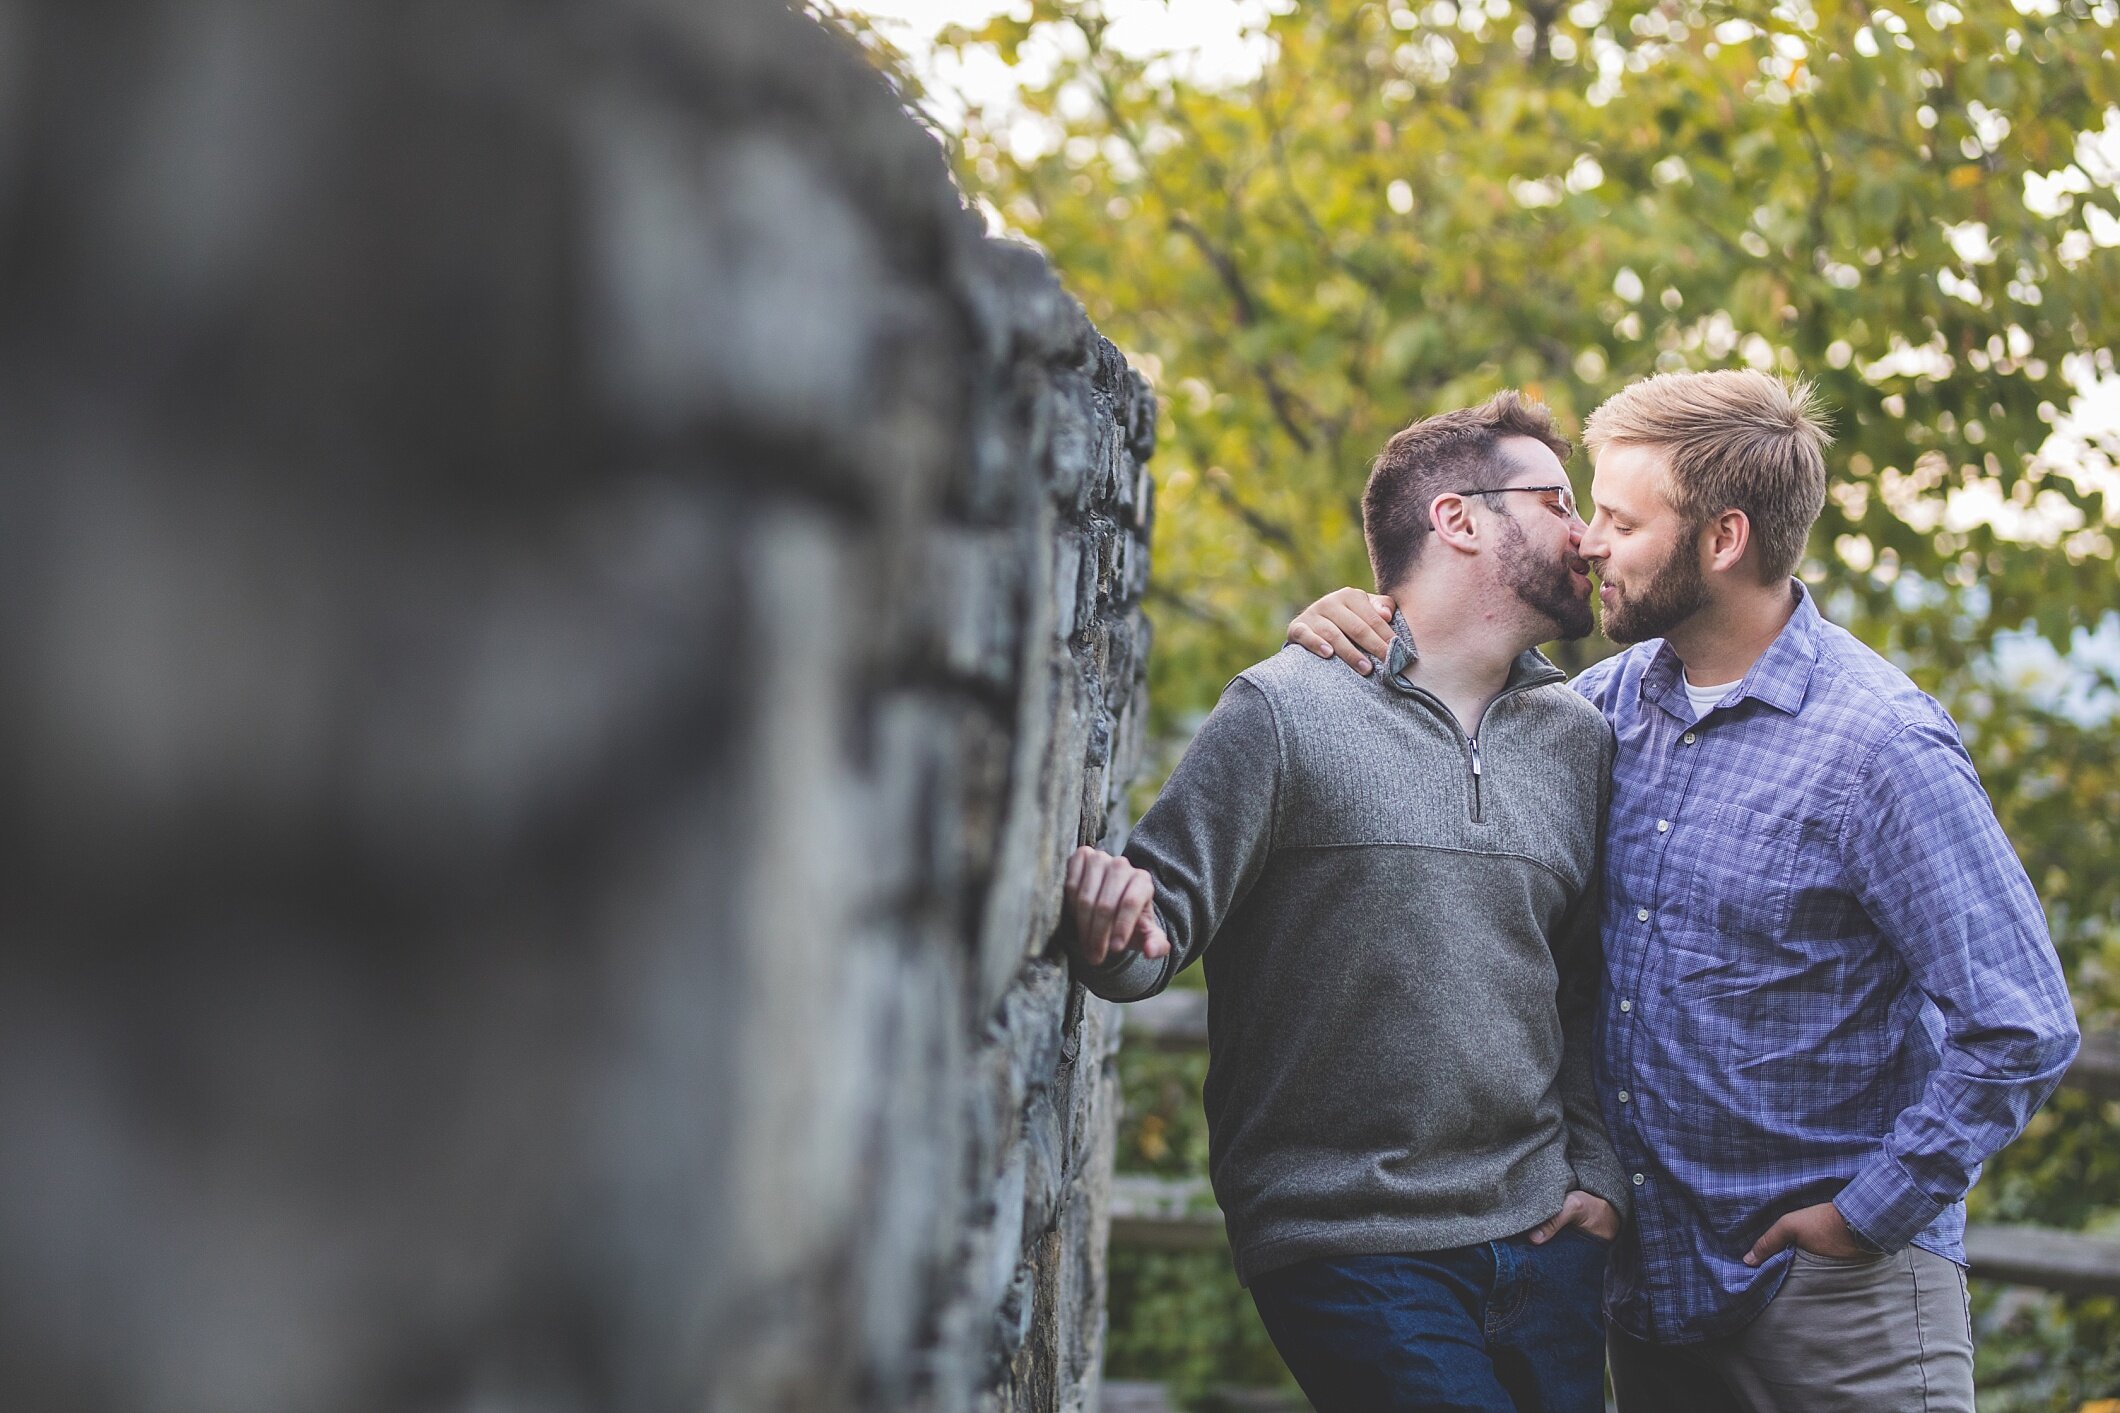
[1416,482,1580,530]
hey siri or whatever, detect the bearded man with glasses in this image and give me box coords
[1059,391,1627,1412]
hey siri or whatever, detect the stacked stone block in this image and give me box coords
[0,2,1151,1411]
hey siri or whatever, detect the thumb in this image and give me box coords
[1528,1198,1573,1245]
[1745,1218,1789,1267]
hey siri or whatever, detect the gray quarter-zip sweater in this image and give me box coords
[1086,638,1627,1284]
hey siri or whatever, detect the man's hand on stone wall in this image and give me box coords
[1062,846,1170,967]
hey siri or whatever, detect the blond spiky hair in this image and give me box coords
[1584,369,1833,582]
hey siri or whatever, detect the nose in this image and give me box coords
[1565,521,1594,575]
[1578,514,1608,565]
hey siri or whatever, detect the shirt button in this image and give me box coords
[1657,819,1670,833]
[1632,1172,1646,1186]
[1619,999,1633,1013]
[1618,1089,1631,1103]
[1636,908,1650,922]
[1682,731,1697,744]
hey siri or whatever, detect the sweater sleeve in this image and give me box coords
[1554,879,1630,1217]
[1554,729,1630,1218]
[1077,676,1281,1002]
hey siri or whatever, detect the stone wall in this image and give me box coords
[0,2,1152,1411]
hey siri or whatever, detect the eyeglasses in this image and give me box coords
[1419,482,1580,528]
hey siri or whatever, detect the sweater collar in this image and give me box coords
[1377,611,1566,698]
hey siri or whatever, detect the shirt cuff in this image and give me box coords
[1078,947,1165,1000]
[1075,907,1175,1001]
[1834,1152,1945,1254]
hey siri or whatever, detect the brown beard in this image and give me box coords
[1600,527,1709,645]
[1495,512,1594,642]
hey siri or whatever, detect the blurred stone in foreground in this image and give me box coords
[0,1,1155,1409]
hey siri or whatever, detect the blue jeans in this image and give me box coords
[1247,1228,1609,1413]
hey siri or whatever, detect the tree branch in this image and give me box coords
[1789,95,1835,257]
[1145,582,1241,631]
[1169,213,1259,324]
[1168,215,1319,453]
[1258,78,1394,298]
[1205,472,1301,553]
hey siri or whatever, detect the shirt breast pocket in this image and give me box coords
[1680,802,1800,945]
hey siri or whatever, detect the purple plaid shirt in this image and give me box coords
[1572,582,2079,1344]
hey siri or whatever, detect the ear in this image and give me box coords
[1428,492,1481,553]
[1701,509,1751,575]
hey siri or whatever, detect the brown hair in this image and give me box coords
[1583,370,1831,582]
[1363,390,1572,593]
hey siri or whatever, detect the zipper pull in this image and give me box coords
[1470,737,1482,776]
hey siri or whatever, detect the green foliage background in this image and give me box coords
[836,0,2120,1402]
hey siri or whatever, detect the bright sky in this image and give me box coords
[852,0,1276,135]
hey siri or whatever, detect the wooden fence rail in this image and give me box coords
[1120,991,2120,1100]
[2071,1028,2120,1102]
[1112,993,2120,1298]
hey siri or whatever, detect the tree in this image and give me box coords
[933,0,2117,701]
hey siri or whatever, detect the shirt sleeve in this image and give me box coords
[1829,717,2081,1252]
[1077,675,1281,1002]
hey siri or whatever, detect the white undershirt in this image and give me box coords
[1684,676,1740,721]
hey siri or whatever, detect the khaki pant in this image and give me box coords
[1609,1245,1974,1413]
